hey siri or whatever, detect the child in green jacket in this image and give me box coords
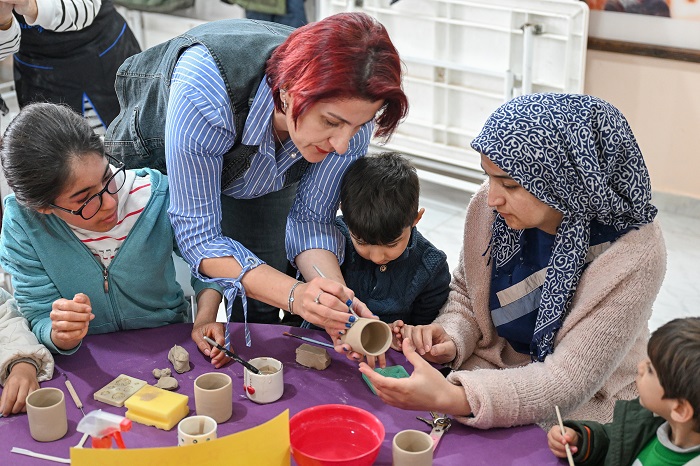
[548,317,700,465]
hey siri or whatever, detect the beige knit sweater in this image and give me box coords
[436,185,667,429]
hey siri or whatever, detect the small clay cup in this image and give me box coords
[341,318,392,357]
[177,415,218,446]
[243,357,283,404]
[194,372,232,423]
[392,429,434,466]
[26,388,68,442]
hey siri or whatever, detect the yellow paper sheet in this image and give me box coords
[71,410,290,466]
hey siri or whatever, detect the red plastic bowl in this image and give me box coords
[290,404,385,466]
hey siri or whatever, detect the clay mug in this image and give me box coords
[341,318,392,357]
[194,372,232,423]
[177,415,218,446]
[243,357,283,404]
[392,429,434,466]
[26,387,68,442]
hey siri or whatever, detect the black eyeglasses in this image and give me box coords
[50,155,126,220]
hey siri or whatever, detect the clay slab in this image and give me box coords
[295,343,331,370]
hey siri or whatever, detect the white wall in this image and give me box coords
[584,50,700,202]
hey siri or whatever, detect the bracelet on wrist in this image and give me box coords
[287,281,303,315]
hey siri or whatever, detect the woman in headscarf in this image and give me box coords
[360,93,667,429]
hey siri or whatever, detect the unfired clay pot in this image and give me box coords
[392,429,434,466]
[26,387,68,442]
[341,318,392,357]
[194,372,232,423]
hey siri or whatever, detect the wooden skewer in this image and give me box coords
[555,405,575,466]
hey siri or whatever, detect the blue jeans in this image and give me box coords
[246,0,307,28]
[220,182,299,324]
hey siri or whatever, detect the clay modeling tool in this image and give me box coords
[312,265,360,319]
[202,335,260,374]
[283,331,335,348]
[62,372,85,416]
[555,405,575,466]
[11,448,70,464]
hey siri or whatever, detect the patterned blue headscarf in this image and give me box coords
[471,93,657,361]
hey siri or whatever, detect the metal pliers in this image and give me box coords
[416,411,452,451]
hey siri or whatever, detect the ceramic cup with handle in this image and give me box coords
[392,429,434,466]
[177,415,218,446]
[243,357,284,404]
[26,387,68,442]
[341,318,392,357]
[194,372,232,423]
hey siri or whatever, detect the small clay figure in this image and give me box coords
[154,376,179,391]
[152,368,172,379]
[168,345,191,373]
[295,343,331,370]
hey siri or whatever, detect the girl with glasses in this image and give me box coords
[0,103,223,357]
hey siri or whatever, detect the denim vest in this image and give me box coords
[105,19,307,189]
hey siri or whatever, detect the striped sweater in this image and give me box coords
[0,0,102,61]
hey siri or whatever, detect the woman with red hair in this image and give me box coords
[105,13,408,366]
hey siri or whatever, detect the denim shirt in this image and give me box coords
[104,18,295,184]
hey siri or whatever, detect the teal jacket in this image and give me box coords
[0,168,219,354]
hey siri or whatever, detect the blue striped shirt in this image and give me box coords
[165,44,373,293]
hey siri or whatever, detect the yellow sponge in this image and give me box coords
[124,385,189,431]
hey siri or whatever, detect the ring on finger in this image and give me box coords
[314,291,323,304]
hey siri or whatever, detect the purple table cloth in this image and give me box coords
[0,323,564,465]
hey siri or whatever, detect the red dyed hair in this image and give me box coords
[266,12,408,140]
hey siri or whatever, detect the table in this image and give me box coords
[0,323,564,465]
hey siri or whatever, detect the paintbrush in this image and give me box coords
[203,336,260,374]
[555,405,575,466]
[283,331,335,348]
[312,265,359,319]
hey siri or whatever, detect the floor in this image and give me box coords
[416,172,700,333]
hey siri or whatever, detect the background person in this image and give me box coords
[0,0,140,131]
[361,93,667,429]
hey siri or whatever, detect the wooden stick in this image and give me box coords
[555,405,575,466]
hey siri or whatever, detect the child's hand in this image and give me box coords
[390,320,406,351]
[50,293,94,351]
[547,425,579,458]
[0,361,40,416]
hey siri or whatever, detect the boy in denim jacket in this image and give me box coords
[335,152,451,327]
